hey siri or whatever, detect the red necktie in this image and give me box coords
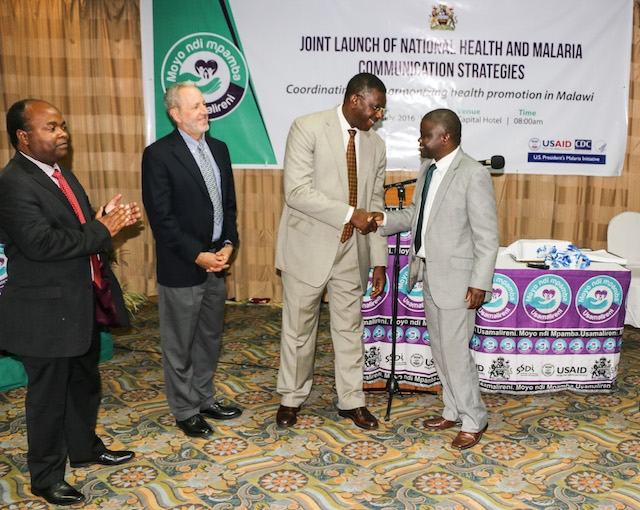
[341,129,357,243]
[52,168,103,288]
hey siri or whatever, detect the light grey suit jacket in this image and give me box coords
[275,107,388,290]
[381,149,499,309]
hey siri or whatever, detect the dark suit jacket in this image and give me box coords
[141,129,238,287]
[0,152,129,357]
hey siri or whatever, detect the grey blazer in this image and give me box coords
[381,149,499,309]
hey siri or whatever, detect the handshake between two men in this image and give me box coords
[351,209,386,235]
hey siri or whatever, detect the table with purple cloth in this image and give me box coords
[363,236,631,394]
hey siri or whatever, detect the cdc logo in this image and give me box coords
[575,139,592,150]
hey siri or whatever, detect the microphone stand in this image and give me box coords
[384,182,405,421]
[376,178,435,421]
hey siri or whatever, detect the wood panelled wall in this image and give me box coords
[1,1,639,302]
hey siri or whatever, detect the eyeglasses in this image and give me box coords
[356,94,386,116]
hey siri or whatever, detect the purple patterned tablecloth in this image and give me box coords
[363,236,631,394]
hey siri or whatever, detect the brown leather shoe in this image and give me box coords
[451,423,488,450]
[276,405,301,427]
[338,407,378,429]
[424,416,461,430]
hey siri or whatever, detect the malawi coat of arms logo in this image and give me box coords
[430,5,457,30]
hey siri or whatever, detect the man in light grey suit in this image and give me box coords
[374,109,499,449]
[275,73,388,430]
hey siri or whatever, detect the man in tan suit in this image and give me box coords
[375,109,499,449]
[275,73,388,429]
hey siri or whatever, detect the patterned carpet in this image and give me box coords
[1,300,640,510]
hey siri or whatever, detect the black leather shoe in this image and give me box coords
[338,407,379,429]
[70,449,135,468]
[200,402,242,420]
[176,414,213,437]
[31,480,84,506]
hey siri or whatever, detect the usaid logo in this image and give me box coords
[575,139,592,150]
[542,140,572,149]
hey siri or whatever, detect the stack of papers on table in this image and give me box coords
[504,239,571,262]
[582,249,627,265]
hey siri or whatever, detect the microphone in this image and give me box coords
[478,155,505,169]
[384,178,417,189]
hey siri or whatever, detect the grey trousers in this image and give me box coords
[158,273,226,421]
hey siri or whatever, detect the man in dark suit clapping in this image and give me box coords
[0,99,140,505]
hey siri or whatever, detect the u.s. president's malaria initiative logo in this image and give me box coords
[161,33,248,120]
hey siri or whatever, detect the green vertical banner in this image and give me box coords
[152,0,276,165]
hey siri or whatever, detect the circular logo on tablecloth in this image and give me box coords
[422,328,430,345]
[517,338,534,353]
[477,273,519,323]
[372,326,386,342]
[387,327,404,343]
[552,339,568,354]
[482,337,499,353]
[523,274,571,323]
[586,338,601,353]
[575,275,623,324]
[534,339,551,354]
[541,363,555,376]
[410,353,424,368]
[405,327,422,344]
[569,338,585,353]
[602,338,617,353]
[500,337,517,353]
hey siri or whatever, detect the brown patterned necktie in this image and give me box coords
[341,129,357,243]
[52,168,103,288]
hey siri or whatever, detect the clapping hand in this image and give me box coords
[96,194,141,236]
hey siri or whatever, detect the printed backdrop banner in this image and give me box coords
[141,0,633,175]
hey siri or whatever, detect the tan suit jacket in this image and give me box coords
[275,107,388,287]
[275,106,388,409]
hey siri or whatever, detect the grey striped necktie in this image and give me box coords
[197,139,223,225]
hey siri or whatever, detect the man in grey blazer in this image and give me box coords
[374,109,499,449]
[275,73,388,430]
